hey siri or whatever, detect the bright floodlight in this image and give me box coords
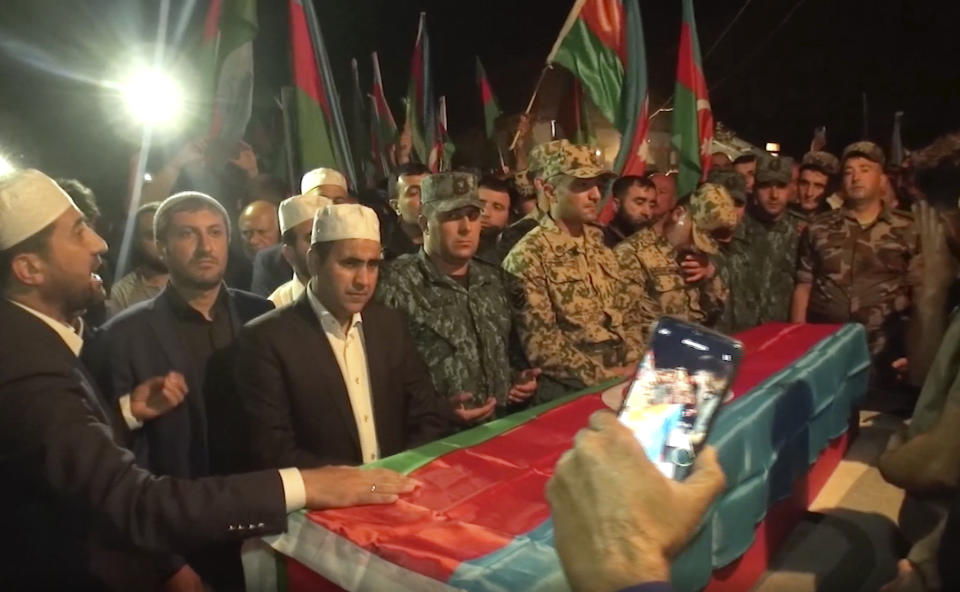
[121,70,183,127]
[0,154,13,176]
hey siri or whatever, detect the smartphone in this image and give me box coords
[617,317,744,480]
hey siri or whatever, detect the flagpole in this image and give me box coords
[508,64,551,151]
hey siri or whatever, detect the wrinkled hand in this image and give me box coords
[680,255,715,283]
[171,139,207,170]
[913,200,955,294]
[162,564,205,592]
[450,393,497,424]
[507,368,541,404]
[130,372,187,422]
[547,411,726,592]
[230,140,259,179]
[302,466,419,508]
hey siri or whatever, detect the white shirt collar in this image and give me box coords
[9,299,84,356]
[305,281,363,336]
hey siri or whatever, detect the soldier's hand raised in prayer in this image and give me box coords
[680,255,716,284]
[130,371,188,421]
[548,411,726,592]
[507,368,542,404]
[449,393,497,424]
[301,466,419,508]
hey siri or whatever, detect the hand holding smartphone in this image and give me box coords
[617,317,743,480]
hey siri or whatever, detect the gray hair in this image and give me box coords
[154,191,231,243]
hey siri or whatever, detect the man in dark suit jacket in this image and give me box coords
[238,204,487,470]
[250,242,292,297]
[0,172,415,590]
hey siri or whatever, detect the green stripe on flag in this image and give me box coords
[552,18,624,127]
[365,377,624,475]
[294,87,339,173]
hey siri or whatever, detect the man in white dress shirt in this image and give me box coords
[237,204,465,469]
[268,193,332,307]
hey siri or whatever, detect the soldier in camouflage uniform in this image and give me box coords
[793,141,923,363]
[792,151,841,222]
[376,172,539,417]
[617,182,734,328]
[719,156,805,333]
[501,141,658,398]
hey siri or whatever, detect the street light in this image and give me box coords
[120,69,183,128]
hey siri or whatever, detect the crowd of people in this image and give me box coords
[4,114,960,592]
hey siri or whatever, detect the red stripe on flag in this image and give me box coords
[289,0,331,118]
[479,77,493,105]
[303,323,845,582]
[579,0,627,63]
[203,0,223,42]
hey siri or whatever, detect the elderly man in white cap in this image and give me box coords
[300,166,353,204]
[0,170,416,591]
[268,193,331,307]
[236,204,478,469]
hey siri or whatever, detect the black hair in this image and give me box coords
[612,175,656,200]
[390,163,431,198]
[0,221,56,292]
[56,178,100,223]
[733,154,758,166]
[308,240,336,264]
[479,174,510,194]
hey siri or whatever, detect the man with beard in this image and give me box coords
[603,176,660,248]
[719,157,803,332]
[475,174,512,263]
[376,172,541,416]
[792,142,923,369]
[268,193,331,307]
[615,182,734,328]
[792,151,841,220]
[502,141,657,398]
[107,202,168,317]
[0,169,418,591]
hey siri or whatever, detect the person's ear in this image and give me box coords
[9,253,46,288]
[418,213,429,234]
[389,198,399,215]
[280,243,296,268]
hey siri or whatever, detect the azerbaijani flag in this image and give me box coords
[367,94,392,179]
[245,323,870,592]
[548,0,650,176]
[475,57,501,140]
[404,12,435,163]
[203,0,258,147]
[428,96,454,173]
[370,51,397,175]
[288,0,357,189]
[671,0,715,198]
[348,58,372,187]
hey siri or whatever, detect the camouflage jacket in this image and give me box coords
[501,216,654,389]
[375,250,515,405]
[614,227,725,327]
[718,210,803,333]
[796,206,922,356]
[497,209,544,262]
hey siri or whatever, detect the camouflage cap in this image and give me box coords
[688,183,738,255]
[421,172,483,214]
[801,151,840,176]
[706,167,748,204]
[841,141,885,168]
[529,139,612,181]
[755,155,795,186]
[512,169,537,198]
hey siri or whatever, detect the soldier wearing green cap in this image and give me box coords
[376,172,540,419]
[615,182,731,328]
[793,141,923,369]
[495,142,563,262]
[502,141,658,399]
[792,151,841,220]
[717,156,804,333]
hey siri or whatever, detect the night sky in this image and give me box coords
[2,0,960,214]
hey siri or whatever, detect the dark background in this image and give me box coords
[2,0,959,214]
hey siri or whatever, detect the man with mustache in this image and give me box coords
[237,204,456,468]
[792,142,923,369]
[502,141,657,399]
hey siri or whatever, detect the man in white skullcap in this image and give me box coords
[268,193,332,307]
[0,170,416,590]
[300,167,353,204]
[237,204,463,469]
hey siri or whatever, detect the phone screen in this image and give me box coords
[617,317,743,479]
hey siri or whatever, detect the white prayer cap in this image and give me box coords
[279,193,332,234]
[311,204,380,244]
[0,169,76,250]
[301,167,347,195]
